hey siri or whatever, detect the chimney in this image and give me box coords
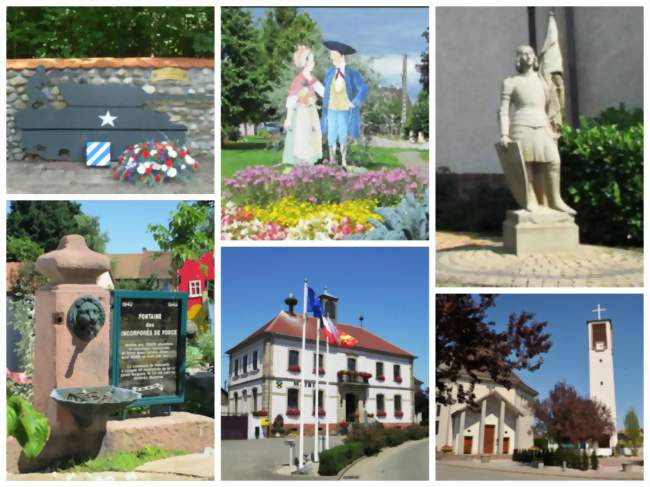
[284,293,298,315]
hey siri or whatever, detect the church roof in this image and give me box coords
[226,311,415,359]
[438,366,538,397]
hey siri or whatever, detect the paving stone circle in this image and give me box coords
[437,243,643,287]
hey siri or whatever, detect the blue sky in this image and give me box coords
[249,7,429,100]
[221,247,429,391]
[479,294,643,429]
[7,200,185,253]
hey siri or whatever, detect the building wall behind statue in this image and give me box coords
[437,6,643,174]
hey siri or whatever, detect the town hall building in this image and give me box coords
[436,370,538,455]
[226,291,417,437]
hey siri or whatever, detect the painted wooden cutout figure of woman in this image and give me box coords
[282,45,324,165]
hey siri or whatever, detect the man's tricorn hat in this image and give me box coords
[323,40,356,55]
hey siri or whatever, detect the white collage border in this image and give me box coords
[0,1,647,486]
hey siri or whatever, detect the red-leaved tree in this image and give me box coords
[436,294,552,406]
[533,382,615,444]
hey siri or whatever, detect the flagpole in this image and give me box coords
[299,278,307,469]
[314,315,320,462]
[325,337,330,450]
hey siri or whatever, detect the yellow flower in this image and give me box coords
[246,197,381,228]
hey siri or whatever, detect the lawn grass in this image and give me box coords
[62,446,188,473]
[220,138,420,187]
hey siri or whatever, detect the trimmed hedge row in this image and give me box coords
[319,423,429,475]
[513,447,598,471]
[318,441,364,476]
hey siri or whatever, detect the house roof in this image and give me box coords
[6,262,22,288]
[226,311,415,359]
[108,252,172,280]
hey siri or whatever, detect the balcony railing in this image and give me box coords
[337,370,372,384]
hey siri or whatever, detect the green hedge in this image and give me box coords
[319,424,429,476]
[513,447,598,470]
[560,105,643,246]
[318,441,364,476]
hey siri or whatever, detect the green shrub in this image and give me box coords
[560,105,643,246]
[590,450,599,470]
[318,441,364,476]
[580,450,589,471]
[195,333,214,368]
[345,422,385,455]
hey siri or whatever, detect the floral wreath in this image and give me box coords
[112,141,199,186]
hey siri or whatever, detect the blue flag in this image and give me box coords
[307,287,323,318]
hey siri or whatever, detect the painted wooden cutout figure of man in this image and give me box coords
[321,41,368,167]
[497,13,575,215]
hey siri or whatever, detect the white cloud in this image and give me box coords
[364,53,423,100]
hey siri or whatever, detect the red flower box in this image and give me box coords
[286,407,300,416]
[377,411,387,418]
[377,374,385,381]
[288,364,301,372]
[313,368,325,375]
[252,410,268,417]
[367,413,375,418]
[395,411,404,418]
[395,376,403,384]
[318,408,326,417]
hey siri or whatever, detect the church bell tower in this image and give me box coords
[587,304,618,454]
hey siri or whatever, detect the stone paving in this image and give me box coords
[436,232,643,287]
[6,155,215,194]
[396,150,428,176]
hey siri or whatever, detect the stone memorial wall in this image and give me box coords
[6,57,214,161]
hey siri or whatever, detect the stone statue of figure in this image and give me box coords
[497,13,575,215]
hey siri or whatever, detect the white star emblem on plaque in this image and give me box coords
[99,110,118,127]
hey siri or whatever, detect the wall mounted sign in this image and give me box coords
[111,290,187,407]
[151,67,190,83]
[15,65,197,162]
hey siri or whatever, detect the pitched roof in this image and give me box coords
[438,365,538,397]
[227,311,415,359]
[6,262,22,288]
[108,252,172,280]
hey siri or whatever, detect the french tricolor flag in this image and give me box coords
[322,315,340,346]
[86,141,111,167]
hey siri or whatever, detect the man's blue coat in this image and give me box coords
[321,65,368,140]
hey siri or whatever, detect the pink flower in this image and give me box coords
[7,369,29,384]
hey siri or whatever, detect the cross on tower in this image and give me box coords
[592,304,607,320]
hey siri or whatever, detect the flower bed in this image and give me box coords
[222,164,428,240]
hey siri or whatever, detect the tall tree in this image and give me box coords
[416,28,429,93]
[436,294,552,406]
[533,382,615,444]
[147,201,214,289]
[7,7,213,58]
[221,7,267,134]
[623,408,642,452]
[259,7,320,118]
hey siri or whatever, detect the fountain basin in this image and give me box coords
[51,385,141,428]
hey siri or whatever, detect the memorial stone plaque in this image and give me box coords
[111,290,187,406]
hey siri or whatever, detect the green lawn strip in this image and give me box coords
[64,446,188,473]
[419,150,429,161]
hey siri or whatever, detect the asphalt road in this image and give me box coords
[221,437,343,480]
[341,438,429,481]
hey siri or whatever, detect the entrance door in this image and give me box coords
[502,437,510,454]
[483,425,495,454]
[463,436,473,454]
[345,393,357,422]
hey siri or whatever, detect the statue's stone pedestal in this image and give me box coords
[503,209,579,255]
